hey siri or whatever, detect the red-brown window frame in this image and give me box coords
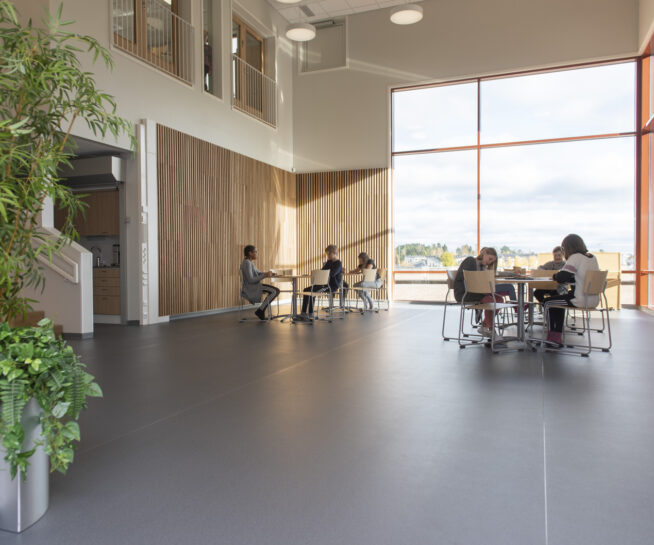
[391,58,645,303]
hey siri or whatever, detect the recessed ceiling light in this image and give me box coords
[390,4,424,25]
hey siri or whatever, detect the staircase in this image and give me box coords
[9,310,64,337]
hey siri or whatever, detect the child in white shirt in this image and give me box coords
[543,234,600,345]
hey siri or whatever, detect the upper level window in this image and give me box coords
[202,0,222,98]
[112,0,194,84]
[231,15,277,127]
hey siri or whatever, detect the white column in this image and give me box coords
[137,119,169,325]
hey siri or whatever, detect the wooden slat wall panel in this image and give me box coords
[296,169,390,292]
[157,125,297,315]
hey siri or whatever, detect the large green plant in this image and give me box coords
[0,1,133,476]
[0,0,133,320]
[0,319,102,477]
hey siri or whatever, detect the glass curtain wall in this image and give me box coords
[392,61,637,303]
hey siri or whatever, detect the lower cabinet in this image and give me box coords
[93,268,121,315]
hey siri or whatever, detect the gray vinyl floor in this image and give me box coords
[2,304,654,545]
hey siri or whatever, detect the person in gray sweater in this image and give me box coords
[240,245,279,320]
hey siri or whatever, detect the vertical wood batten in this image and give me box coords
[296,169,391,297]
[157,125,297,315]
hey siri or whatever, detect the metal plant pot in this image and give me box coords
[0,398,49,533]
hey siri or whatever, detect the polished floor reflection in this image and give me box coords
[5,305,654,545]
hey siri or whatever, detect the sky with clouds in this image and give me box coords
[392,62,636,259]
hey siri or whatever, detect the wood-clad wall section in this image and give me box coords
[157,125,296,316]
[296,169,390,285]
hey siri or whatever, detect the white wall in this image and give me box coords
[293,0,639,172]
[40,0,294,171]
[640,0,654,51]
[22,201,94,336]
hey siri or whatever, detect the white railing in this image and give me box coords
[33,228,80,284]
[232,55,277,127]
[111,0,194,85]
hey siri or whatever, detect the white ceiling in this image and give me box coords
[270,0,410,24]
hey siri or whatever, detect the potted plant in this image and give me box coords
[0,1,133,532]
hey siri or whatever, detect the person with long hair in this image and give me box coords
[349,252,382,312]
[543,234,600,345]
[453,247,504,337]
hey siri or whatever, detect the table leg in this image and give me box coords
[517,283,525,342]
[292,278,297,317]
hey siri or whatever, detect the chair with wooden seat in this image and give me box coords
[307,269,334,323]
[542,269,612,356]
[366,267,389,312]
[441,270,458,340]
[457,270,519,353]
[349,268,378,313]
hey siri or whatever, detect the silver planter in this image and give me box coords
[0,398,49,533]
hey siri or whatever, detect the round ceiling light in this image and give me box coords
[285,22,316,41]
[276,0,302,4]
[390,4,423,25]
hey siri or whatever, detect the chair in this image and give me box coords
[542,269,612,356]
[457,270,518,353]
[441,270,458,340]
[349,268,378,313]
[307,269,333,323]
[367,268,389,312]
[238,268,273,323]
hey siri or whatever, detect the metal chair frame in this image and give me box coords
[542,270,612,357]
[456,270,519,353]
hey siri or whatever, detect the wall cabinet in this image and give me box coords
[93,268,121,315]
[55,190,119,236]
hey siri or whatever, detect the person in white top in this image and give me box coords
[543,234,600,346]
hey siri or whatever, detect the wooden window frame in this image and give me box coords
[232,14,267,118]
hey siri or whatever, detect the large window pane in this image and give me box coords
[393,83,477,152]
[481,63,636,144]
[394,151,477,267]
[480,138,635,271]
[393,151,477,301]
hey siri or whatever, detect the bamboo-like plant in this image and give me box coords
[0,1,133,477]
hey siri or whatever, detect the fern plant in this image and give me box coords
[0,319,102,477]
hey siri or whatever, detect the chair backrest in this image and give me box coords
[311,269,330,285]
[584,270,608,296]
[463,270,494,294]
[377,268,386,286]
[446,270,457,289]
[362,268,377,282]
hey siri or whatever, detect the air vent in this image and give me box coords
[300,5,314,17]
